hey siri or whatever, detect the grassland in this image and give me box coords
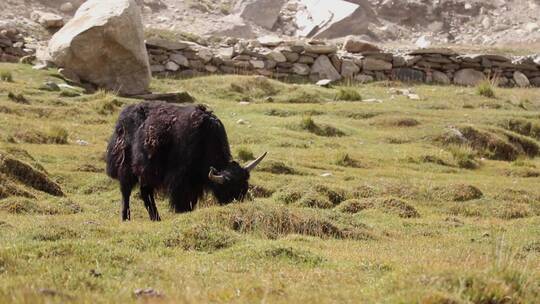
[0,63,539,303]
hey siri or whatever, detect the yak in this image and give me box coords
[106,101,267,221]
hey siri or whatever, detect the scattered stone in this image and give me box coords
[321,173,333,177]
[240,0,286,30]
[453,69,485,86]
[31,11,64,29]
[258,35,282,47]
[513,71,530,88]
[265,50,287,63]
[48,0,151,96]
[76,140,89,146]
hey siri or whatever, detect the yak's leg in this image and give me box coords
[141,186,161,221]
[120,182,134,221]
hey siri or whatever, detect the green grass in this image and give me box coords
[0,63,539,303]
[476,80,496,98]
[0,70,13,82]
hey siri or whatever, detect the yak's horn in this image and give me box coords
[208,167,225,184]
[244,152,268,172]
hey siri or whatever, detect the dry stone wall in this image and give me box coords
[0,27,35,63]
[147,36,540,88]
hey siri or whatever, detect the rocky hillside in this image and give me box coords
[1,0,540,48]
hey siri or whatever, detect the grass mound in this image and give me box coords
[164,223,240,252]
[0,197,82,215]
[259,245,325,266]
[494,202,532,219]
[502,118,540,141]
[187,202,374,240]
[0,154,63,196]
[374,117,420,127]
[274,183,348,208]
[10,126,68,144]
[259,161,298,175]
[432,184,483,202]
[236,146,255,162]
[299,116,345,137]
[439,125,540,161]
[336,197,420,218]
[336,199,374,214]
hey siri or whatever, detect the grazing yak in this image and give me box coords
[106,101,267,221]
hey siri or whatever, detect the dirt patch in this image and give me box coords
[432,184,483,202]
[164,223,239,252]
[438,125,540,161]
[0,154,63,197]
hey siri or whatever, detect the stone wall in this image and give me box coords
[0,27,35,63]
[146,36,540,87]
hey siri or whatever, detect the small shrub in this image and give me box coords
[7,92,28,104]
[236,147,255,162]
[495,203,532,220]
[335,152,363,168]
[47,126,69,144]
[335,88,362,101]
[273,188,304,204]
[447,145,480,169]
[476,80,496,98]
[0,70,13,82]
[299,116,345,137]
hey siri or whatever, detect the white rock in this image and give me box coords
[415,35,431,48]
[60,2,74,13]
[292,63,311,76]
[250,60,265,69]
[525,22,539,32]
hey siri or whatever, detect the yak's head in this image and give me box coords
[208,152,267,204]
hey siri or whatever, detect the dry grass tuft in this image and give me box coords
[164,223,240,252]
[299,116,345,137]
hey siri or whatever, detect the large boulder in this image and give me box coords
[453,69,485,86]
[239,0,286,30]
[48,0,151,95]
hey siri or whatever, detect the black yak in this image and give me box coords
[106,101,267,221]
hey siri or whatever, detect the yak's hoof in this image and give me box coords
[122,209,131,221]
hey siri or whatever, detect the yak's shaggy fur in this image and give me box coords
[106,101,251,221]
